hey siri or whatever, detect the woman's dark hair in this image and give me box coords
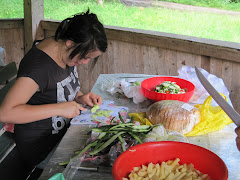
[54,9,107,60]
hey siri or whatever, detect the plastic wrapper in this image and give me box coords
[104,79,147,104]
[62,128,139,180]
[185,94,233,136]
[143,125,188,143]
[178,65,233,107]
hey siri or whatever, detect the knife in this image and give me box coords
[71,165,112,173]
[195,66,240,127]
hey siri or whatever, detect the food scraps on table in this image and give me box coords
[59,114,158,166]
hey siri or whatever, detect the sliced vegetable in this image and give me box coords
[59,114,155,166]
[154,81,185,94]
[91,104,100,113]
[89,131,125,155]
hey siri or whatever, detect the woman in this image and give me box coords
[0,9,107,177]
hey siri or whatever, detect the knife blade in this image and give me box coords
[71,165,112,173]
[195,66,240,127]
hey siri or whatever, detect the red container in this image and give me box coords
[141,76,195,102]
[112,141,228,180]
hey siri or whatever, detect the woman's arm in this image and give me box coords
[0,77,85,124]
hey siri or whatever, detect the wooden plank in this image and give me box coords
[0,29,24,66]
[142,46,150,74]
[44,30,55,39]
[113,40,123,74]
[210,58,223,78]
[146,47,167,75]
[41,20,61,31]
[231,62,240,112]
[77,64,91,94]
[166,49,178,76]
[200,56,210,72]
[176,51,194,71]
[221,61,233,91]
[156,48,168,75]
[122,42,133,73]
[192,54,201,69]
[134,44,145,74]
[7,29,24,67]
[0,19,24,29]
[102,40,114,74]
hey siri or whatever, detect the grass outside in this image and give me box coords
[0,0,240,43]
[158,0,240,12]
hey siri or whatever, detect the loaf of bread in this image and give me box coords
[146,100,201,134]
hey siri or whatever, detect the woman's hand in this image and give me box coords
[76,92,102,107]
[235,126,240,151]
[58,101,87,118]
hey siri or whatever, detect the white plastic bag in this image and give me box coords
[177,65,233,106]
[120,79,147,104]
[105,79,147,104]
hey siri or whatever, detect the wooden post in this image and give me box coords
[24,0,44,54]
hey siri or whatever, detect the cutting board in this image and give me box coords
[70,101,129,125]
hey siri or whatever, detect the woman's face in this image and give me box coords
[70,50,103,67]
[64,40,103,67]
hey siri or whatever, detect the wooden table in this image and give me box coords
[39,73,239,180]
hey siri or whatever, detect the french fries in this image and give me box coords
[123,158,210,180]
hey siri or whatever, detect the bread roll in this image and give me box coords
[146,100,200,134]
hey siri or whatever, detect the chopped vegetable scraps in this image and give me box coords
[91,104,100,113]
[59,114,157,166]
[154,81,185,94]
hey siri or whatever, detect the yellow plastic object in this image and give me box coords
[185,94,233,136]
[129,112,152,125]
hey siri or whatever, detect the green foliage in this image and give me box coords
[0,0,240,43]
[158,0,240,10]
[229,0,240,3]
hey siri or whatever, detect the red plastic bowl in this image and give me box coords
[141,76,195,102]
[112,141,228,180]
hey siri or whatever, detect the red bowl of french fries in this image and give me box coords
[112,141,228,180]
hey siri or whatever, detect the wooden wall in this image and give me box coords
[0,19,24,68]
[1,19,240,113]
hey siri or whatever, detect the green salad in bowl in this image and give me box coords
[154,81,185,94]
